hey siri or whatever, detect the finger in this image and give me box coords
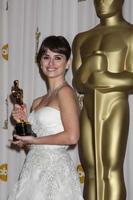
[14,105,22,112]
[14,104,21,108]
[11,113,21,122]
[10,140,21,145]
[13,135,23,141]
[12,141,24,148]
[17,143,24,148]
[21,104,26,110]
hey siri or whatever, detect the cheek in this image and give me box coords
[40,61,48,71]
[59,63,67,72]
[41,59,45,66]
[40,62,46,72]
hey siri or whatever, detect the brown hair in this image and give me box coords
[37,35,71,66]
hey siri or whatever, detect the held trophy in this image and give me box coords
[11,80,36,138]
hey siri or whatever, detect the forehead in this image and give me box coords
[93,0,124,10]
[94,0,123,3]
[44,49,65,57]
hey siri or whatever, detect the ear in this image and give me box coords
[66,58,71,70]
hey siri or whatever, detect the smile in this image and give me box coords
[47,68,57,72]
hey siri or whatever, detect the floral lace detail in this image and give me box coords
[8,148,83,200]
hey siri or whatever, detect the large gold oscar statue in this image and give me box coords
[72,0,133,199]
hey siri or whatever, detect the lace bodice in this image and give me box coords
[28,106,68,149]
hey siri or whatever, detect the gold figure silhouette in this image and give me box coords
[11,80,35,137]
[72,0,133,199]
[11,80,23,105]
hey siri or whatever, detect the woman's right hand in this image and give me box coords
[12,104,28,123]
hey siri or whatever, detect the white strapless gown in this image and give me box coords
[8,107,84,200]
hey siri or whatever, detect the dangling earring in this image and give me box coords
[66,64,70,70]
[65,67,69,72]
[66,59,71,70]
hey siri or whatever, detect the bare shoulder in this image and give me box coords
[31,96,43,111]
[58,84,76,98]
[57,84,79,110]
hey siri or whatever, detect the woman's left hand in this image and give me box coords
[11,135,37,146]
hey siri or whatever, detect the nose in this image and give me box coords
[49,58,54,66]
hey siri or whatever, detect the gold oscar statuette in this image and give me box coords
[11,80,36,138]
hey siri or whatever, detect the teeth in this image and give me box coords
[47,68,56,71]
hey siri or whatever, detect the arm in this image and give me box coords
[87,70,133,93]
[86,33,133,93]
[14,86,80,146]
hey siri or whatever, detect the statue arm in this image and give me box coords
[83,47,133,93]
[87,70,133,93]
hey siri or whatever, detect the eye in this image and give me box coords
[42,55,49,60]
[55,56,62,60]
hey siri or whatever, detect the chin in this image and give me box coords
[97,11,117,18]
[47,74,63,79]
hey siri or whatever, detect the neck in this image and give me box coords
[100,12,124,26]
[48,78,66,94]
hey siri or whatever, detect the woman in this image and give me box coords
[8,35,84,200]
